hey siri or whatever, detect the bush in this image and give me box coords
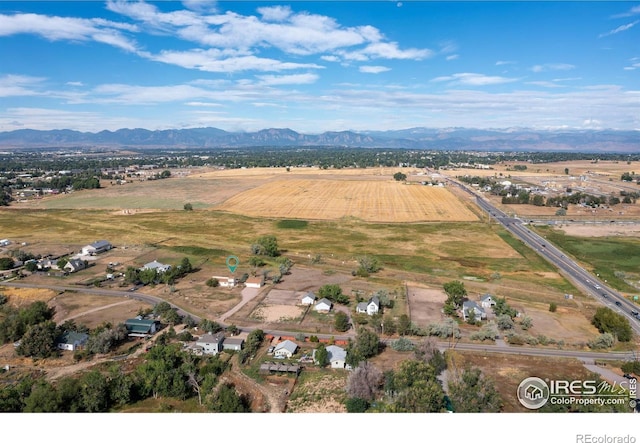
[588,333,615,349]
[206,278,219,288]
[470,324,497,341]
[549,302,557,313]
[390,337,415,352]
[591,307,633,342]
[426,319,461,339]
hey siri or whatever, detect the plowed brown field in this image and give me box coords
[216,179,479,222]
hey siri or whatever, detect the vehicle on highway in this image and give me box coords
[623,374,637,380]
[631,310,639,317]
[615,301,622,306]
[602,293,608,298]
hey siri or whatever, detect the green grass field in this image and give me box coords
[535,226,640,293]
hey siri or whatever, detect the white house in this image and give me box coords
[195,332,225,355]
[314,298,333,313]
[81,240,112,256]
[462,300,486,322]
[141,260,172,273]
[37,258,60,270]
[480,294,496,309]
[64,258,86,273]
[274,339,298,358]
[356,296,380,316]
[212,276,236,288]
[222,337,244,352]
[301,292,316,305]
[56,331,89,351]
[245,276,264,288]
[326,345,349,369]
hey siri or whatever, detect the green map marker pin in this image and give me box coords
[226,255,239,273]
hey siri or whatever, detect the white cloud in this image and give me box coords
[431,73,518,86]
[257,5,293,22]
[65,81,84,87]
[343,42,432,61]
[0,12,139,53]
[612,5,640,18]
[599,20,639,38]
[446,54,459,61]
[359,66,391,74]
[256,73,319,85]
[496,60,516,66]
[321,55,340,62]
[525,81,563,88]
[0,74,46,97]
[147,48,323,72]
[531,63,575,73]
[182,0,218,13]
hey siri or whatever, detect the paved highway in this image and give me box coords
[444,175,640,336]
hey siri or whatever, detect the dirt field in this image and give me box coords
[406,284,447,327]
[557,223,640,238]
[217,179,479,222]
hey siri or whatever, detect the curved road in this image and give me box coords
[1,280,637,362]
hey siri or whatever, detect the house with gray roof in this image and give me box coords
[301,292,316,305]
[356,296,380,316]
[141,260,172,273]
[274,339,298,358]
[81,240,112,256]
[222,337,244,352]
[195,332,225,355]
[64,258,86,273]
[480,294,496,309]
[56,331,89,351]
[462,300,486,322]
[314,298,332,313]
[314,344,350,369]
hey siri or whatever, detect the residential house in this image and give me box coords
[480,294,496,309]
[213,276,236,288]
[462,300,486,322]
[56,331,89,351]
[274,339,298,358]
[37,258,60,271]
[356,296,380,316]
[141,260,172,273]
[245,276,264,288]
[81,240,112,256]
[222,337,244,352]
[124,317,160,337]
[314,344,350,369]
[314,298,333,313]
[195,332,225,355]
[301,292,316,305]
[64,258,86,273]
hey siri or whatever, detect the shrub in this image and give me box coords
[588,333,615,349]
[390,337,415,352]
[549,302,557,313]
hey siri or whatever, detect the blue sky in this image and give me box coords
[0,1,639,133]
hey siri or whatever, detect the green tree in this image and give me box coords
[0,257,14,270]
[345,397,370,412]
[206,278,219,287]
[315,343,329,367]
[252,235,280,257]
[318,284,349,305]
[207,383,249,412]
[23,380,61,412]
[183,203,193,211]
[592,307,632,342]
[334,311,350,332]
[396,314,411,336]
[80,370,110,412]
[388,360,446,412]
[393,172,407,181]
[355,328,380,359]
[160,170,171,179]
[16,320,57,358]
[448,367,503,412]
[443,280,466,309]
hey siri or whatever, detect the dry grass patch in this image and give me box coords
[217,179,479,222]
[286,369,348,413]
[2,287,57,307]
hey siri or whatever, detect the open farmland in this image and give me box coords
[217,178,479,222]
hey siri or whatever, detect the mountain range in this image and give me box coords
[0,127,638,153]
